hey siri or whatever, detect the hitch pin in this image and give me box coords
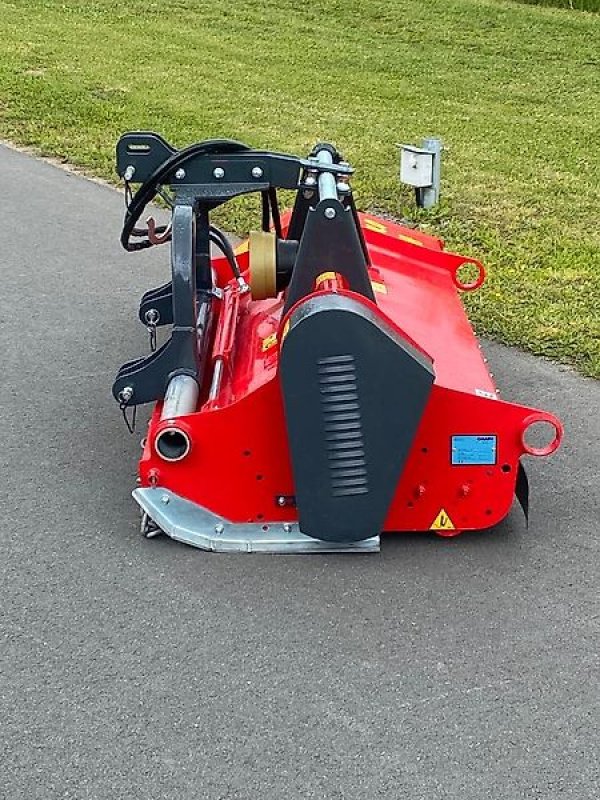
[146,216,172,245]
[144,308,160,352]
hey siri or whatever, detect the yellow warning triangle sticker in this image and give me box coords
[430,508,455,531]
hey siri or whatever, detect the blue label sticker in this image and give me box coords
[451,435,497,466]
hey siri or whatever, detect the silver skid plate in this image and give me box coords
[133,488,380,554]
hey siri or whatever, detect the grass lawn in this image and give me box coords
[520,0,599,9]
[0,0,598,377]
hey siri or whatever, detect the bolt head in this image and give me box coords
[119,386,134,403]
[283,523,292,533]
[336,181,350,193]
[214,523,225,534]
[251,166,263,179]
[161,494,170,505]
[277,496,286,507]
[174,168,186,180]
[213,167,225,179]
[324,207,336,220]
[124,165,135,181]
[304,175,317,187]
[144,308,159,325]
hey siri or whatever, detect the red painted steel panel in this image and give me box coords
[139,213,562,537]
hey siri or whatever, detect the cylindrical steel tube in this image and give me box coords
[316,149,338,201]
[194,293,213,392]
[160,374,199,420]
[208,358,224,402]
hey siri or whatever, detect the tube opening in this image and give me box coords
[155,428,191,462]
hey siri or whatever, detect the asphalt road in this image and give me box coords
[1,143,598,800]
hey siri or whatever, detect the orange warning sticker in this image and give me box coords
[397,233,424,247]
[371,280,387,294]
[362,217,424,247]
[261,332,278,352]
[315,271,337,286]
[430,509,455,532]
[363,218,387,234]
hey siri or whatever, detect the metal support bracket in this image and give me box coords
[113,203,203,406]
[133,488,380,554]
[138,282,213,329]
[283,200,375,315]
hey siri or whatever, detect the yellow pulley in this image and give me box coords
[249,230,277,300]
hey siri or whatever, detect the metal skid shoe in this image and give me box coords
[112,132,562,555]
[134,489,379,554]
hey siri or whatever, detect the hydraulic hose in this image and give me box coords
[121,139,251,252]
[209,225,242,281]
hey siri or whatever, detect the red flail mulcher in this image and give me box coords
[113,133,562,553]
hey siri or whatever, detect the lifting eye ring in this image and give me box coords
[453,259,486,292]
[520,413,563,457]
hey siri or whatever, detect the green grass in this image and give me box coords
[0,0,598,377]
[517,0,599,10]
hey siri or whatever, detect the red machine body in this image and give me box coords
[138,212,562,538]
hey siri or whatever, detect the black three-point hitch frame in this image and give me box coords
[113,132,375,411]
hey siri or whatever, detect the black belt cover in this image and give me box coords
[280,294,435,542]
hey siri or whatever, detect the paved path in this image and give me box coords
[1,143,598,800]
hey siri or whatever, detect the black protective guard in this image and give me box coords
[280,294,435,542]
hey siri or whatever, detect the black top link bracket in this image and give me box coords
[112,132,372,413]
